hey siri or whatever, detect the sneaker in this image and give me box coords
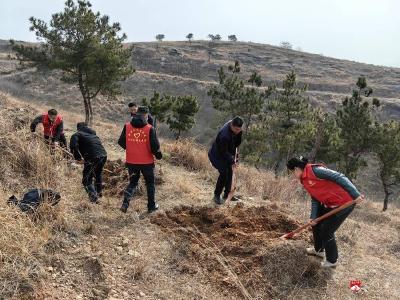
[213,195,225,205]
[306,247,324,258]
[321,260,338,268]
[148,203,159,213]
[223,195,239,202]
[120,202,129,213]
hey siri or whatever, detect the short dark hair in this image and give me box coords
[137,106,149,115]
[77,122,87,130]
[128,102,137,108]
[48,109,58,116]
[287,157,309,170]
[231,116,244,128]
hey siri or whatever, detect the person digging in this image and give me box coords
[70,122,108,204]
[31,108,67,148]
[286,157,365,268]
[118,106,162,213]
[208,116,243,205]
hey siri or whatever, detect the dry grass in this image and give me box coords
[163,138,211,172]
[0,97,74,299]
[0,93,400,299]
[0,195,48,298]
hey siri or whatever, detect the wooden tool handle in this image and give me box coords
[313,199,356,223]
[281,199,357,239]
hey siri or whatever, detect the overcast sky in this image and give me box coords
[1,0,399,67]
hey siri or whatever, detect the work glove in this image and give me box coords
[155,151,163,160]
[235,153,240,164]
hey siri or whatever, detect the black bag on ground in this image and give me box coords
[8,189,61,212]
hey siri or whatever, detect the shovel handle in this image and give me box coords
[281,199,357,239]
[226,148,238,202]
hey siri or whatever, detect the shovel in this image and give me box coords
[280,199,358,239]
[226,148,238,203]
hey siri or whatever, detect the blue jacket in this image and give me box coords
[208,121,242,171]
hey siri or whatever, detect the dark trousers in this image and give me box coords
[214,166,233,198]
[312,204,355,263]
[124,164,156,210]
[82,156,107,199]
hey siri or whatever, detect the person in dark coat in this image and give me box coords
[118,106,162,213]
[128,102,155,127]
[208,117,243,205]
[70,122,107,203]
[287,157,365,268]
[31,109,67,148]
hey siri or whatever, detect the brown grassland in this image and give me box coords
[1,91,400,299]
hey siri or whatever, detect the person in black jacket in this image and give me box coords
[70,122,107,203]
[118,106,162,213]
[128,102,155,127]
[208,117,243,205]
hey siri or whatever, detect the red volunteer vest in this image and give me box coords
[301,164,353,207]
[42,113,63,137]
[125,123,154,164]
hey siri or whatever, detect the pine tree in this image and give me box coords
[208,61,273,131]
[186,33,194,44]
[142,91,172,124]
[155,34,165,42]
[228,35,237,42]
[208,34,221,42]
[265,71,313,172]
[372,121,400,211]
[167,95,199,139]
[279,41,293,49]
[208,61,243,117]
[310,110,341,164]
[11,0,134,125]
[335,77,380,178]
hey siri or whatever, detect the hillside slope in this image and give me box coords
[1,40,400,142]
[1,92,400,299]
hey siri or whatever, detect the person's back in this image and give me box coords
[70,123,107,203]
[73,125,107,161]
[118,106,162,213]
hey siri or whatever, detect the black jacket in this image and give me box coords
[70,125,107,161]
[118,116,162,161]
[8,189,61,213]
[208,121,242,168]
[30,115,64,142]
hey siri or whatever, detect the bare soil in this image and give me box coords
[152,204,330,299]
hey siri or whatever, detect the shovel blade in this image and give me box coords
[280,232,294,240]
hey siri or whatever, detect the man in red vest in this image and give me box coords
[31,109,67,148]
[118,106,162,213]
[287,157,364,268]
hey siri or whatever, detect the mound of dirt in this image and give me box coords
[152,204,329,299]
[103,159,164,197]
